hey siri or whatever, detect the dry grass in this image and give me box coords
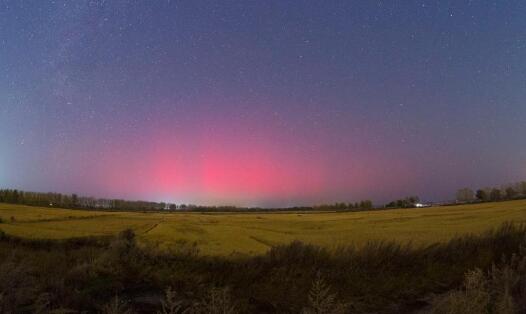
[1,200,526,255]
[1,223,526,313]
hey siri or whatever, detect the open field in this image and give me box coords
[1,199,526,256]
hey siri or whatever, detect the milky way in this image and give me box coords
[1,1,525,206]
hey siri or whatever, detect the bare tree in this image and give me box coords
[456,188,474,202]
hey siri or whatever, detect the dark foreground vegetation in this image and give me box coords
[1,224,526,313]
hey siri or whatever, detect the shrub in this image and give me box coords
[34,292,54,314]
[100,296,135,314]
[0,254,36,313]
[105,228,137,261]
[193,287,237,314]
[302,274,347,314]
[429,240,526,314]
[119,228,136,243]
[157,287,184,314]
[429,269,489,313]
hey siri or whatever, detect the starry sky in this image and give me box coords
[1,1,525,207]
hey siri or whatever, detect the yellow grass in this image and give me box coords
[1,200,526,256]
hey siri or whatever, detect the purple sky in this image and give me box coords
[1,1,525,207]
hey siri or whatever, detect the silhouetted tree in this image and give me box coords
[71,194,78,207]
[12,190,19,203]
[456,188,474,202]
[490,188,501,201]
[476,189,488,202]
[385,196,419,208]
[505,187,517,199]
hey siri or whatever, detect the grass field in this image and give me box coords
[1,200,525,256]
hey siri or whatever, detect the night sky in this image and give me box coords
[1,1,525,207]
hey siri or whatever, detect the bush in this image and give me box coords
[100,296,134,314]
[429,269,489,313]
[158,287,184,314]
[0,254,36,313]
[302,274,347,314]
[429,242,526,314]
[193,287,237,314]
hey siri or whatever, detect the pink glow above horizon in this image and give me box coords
[0,97,429,208]
[87,119,334,206]
[1,93,430,207]
[67,120,416,207]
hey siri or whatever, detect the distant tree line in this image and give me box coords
[456,181,526,203]
[384,196,420,208]
[0,189,171,211]
[0,188,374,212]
[312,200,373,211]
